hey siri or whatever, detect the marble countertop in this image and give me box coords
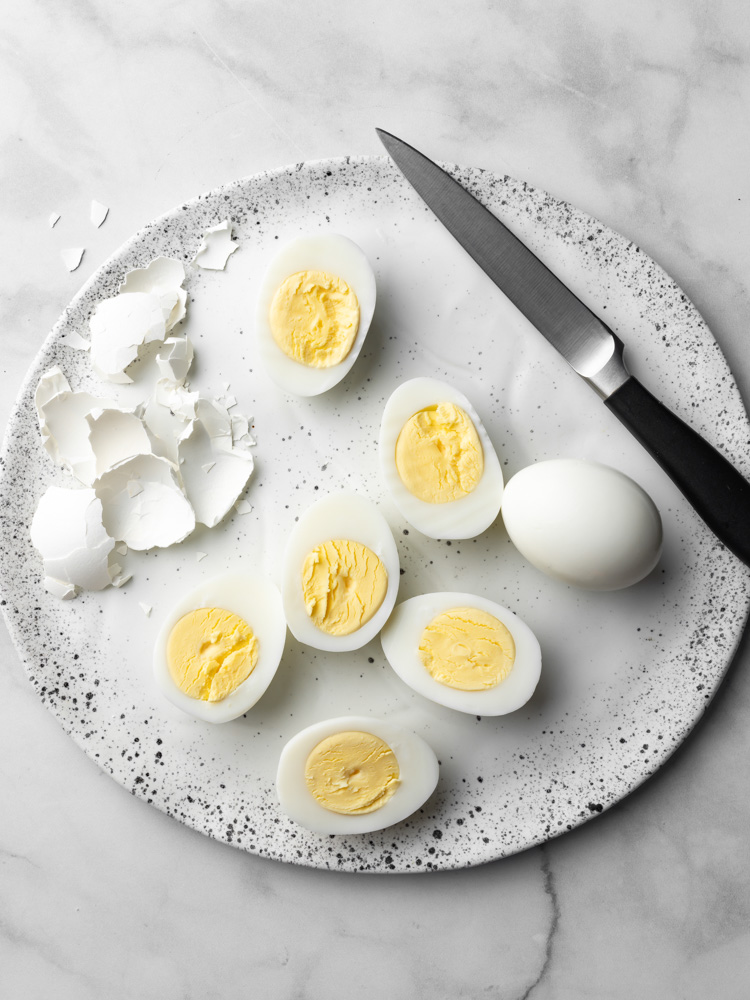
[2,2,749,997]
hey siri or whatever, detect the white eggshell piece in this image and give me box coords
[119,257,187,331]
[153,572,287,723]
[177,397,255,528]
[501,459,663,591]
[191,220,238,270]
[277,715,439,835]
[35,367,119,486]
[87,408,153,479]
[379,377,504,539]
[380,592,542,716]
[256,234,376,396]
[48,212,61,229]
[282,493,400,652]
[61,248,84,272]
[89,292,167,383]
[155,336,194,383]
[90,200,109,228]
[140,380,198,463]
[30,486,118,598]
[94,453,195,550]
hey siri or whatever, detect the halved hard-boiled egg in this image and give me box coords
[281,492,400,652]
[381,592,541,716]
[276,715,439,834]
[153,571,286,722]
[256,234,376,396]
[379,377,503,539]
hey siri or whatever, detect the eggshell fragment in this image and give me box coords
[177,397,255,527]
[86,409,153,479]
[61,248,85,272]
[90,200,109,228]
[48,212,61,229]
[35,367,118,486]
[30,486,119,598]
[155,336,194,384]
[94,453,195,550]
[119,257,187,332]
[191,220,238,270]
[89,292,168,383]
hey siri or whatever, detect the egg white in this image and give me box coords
[153,571,287,723]
[501,459,663,591]
[379,377,504,539]
[380,592,542,716]
[256,234,377,396]
[282,492,400,652]
[276,715,439,834]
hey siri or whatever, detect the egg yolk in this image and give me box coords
[419,606,515,690]
[167,607,259,702]
[301,539,388,636]
[395,401,484,503]
[269,269,360,368]
[305,731,400,814]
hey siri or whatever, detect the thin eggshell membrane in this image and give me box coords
[153,571,287,723]
[379,377,504,539]
[276,715,439,834]
[380,592,542,716]
[282,493,400,652]
[256,234,376,396]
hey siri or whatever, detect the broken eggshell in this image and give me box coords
[155,336,194,384]
[35,367,118,486]
[30,486,120,599]
[191,220,238,270]
[119,257,187,332]
[176,396,255,527]
[94,453,196,550]
[89,292,168,383]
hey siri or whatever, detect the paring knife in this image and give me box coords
[376,128,750,567]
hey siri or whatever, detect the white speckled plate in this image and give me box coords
[1,157,749,873]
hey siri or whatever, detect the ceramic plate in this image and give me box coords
[1,157,749,873]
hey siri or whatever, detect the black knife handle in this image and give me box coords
[604,376,750,565]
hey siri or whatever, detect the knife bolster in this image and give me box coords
[582,337,630,399]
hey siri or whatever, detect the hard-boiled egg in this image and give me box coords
[276,715,439,834]
[281,492,400,652]
[379,377,503,539]
[380,592,542,716]
[501,459,663,590]
[153,571,287,722]
[256,234,376,396]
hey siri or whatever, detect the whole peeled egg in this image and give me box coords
[276,715,439,834]
[282,492,400,652]
[256,234,376,396]
[379,377,504,539]
[501,459,663,590]
[381,592,541,716]
[153,571,287,722]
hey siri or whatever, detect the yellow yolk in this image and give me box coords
[301,539,388,636]
[419,606,515,690]
[167,607,259,702]
[269,269,360,368]
[395,401,484,503]
[304,731,400,814]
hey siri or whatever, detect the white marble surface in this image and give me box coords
[2,1,749,996]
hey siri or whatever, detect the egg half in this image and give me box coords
[501,459,663,590]
[380,592,542,716]
[256,234,376,396]
[379,377,504,538]
[276,715,439,834]
[282,492,400,651]
[153,571,287,722]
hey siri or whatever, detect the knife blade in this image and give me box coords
[376,128,750,566]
